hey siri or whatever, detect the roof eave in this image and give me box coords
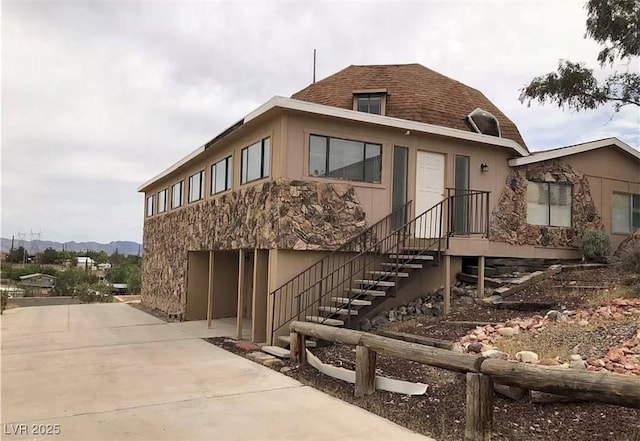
[508,137,640,166]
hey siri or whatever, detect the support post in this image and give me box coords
[237,249,245,340]
[207,251,214,328]
[444,254,451,314]
[465,373,494,441]
[478,255,485,299]
[290,331,307,365]
[355,345,377,397]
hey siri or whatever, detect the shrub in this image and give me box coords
[581,229,610,261]
[617,235,640,273]
[0,292,7,314]
[75,283,113,304]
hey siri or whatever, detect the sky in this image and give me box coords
[2,0,639,244]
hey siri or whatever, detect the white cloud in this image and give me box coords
[2,0,638,243]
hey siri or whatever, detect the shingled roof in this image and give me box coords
[291,64,527,149]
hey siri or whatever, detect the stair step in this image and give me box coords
[401,246,438,252]
[369,270,409,278]
[305,315,344,326]
[319,306,358,315]
[277,335,317,348]
[388,254,435,261]
[346,288,387,297]
[261,345,291,359]
[381,262,423,269]
[356,279,396,287]
[331,297,372,306]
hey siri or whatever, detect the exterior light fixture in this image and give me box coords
[480,163,489,173]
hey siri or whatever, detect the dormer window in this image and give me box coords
[353,89,387,115]
[467,108,501,137]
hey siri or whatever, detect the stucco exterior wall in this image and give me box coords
[142,178,367,313]
[490,159,603,248]
[282,111,518,225]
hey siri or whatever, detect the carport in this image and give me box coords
[185,249,269,342]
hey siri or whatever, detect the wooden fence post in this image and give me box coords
[465,373,493,441]
[355,345,376,397]
[290,331,307,365]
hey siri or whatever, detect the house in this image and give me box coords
[18,273,58,295]
[76,257,97,271]
[138,64,640,345]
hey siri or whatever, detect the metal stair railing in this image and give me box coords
[269,200,413,340]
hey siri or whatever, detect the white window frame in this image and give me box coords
[211,155,233,195]
[241,138,270,185]
[146,195,154,217]
[157,189,167,214]
[612,192,640,234]
[188,170,205,203]
[171,181,183,209]
[526,181,572,227]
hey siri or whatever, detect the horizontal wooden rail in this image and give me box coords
[289,321,640,441]
[480,359,640,409]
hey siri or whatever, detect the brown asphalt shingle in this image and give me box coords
[291,64,527,149]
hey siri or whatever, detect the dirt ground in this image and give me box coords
[208,265,640,441]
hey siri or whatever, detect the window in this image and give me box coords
[171,181,183,209]
[211,156,233,194]
[527,181,572,227]
[157,189,167,213]
[467,108,501,137]
[241,138,270,184]
[188,171,205,203]
[146,195,154,217]
[613,192,640,233]
[354,93,384,115]
[309,135,382,183]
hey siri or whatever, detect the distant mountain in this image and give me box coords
[0,238,141,256]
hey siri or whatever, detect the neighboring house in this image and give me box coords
[77,257,97,271]
[138,64,640,345]
[18,273,58,295]
[110,283,128,294]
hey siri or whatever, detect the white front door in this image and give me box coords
[415,151,445,238]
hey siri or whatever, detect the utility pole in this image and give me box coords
[313,49,317,83]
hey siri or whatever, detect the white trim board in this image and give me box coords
[138,96,529,192]
[508,137,640,167]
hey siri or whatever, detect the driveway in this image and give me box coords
[1,304,433,440]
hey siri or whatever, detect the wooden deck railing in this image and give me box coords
[289,321,640,441]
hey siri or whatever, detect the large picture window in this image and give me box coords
[146,195,154,217]
[157,189,167,214]
[188,170,205,203]
[309,135,382,183]
[211,156,233,194]
[171,181,183,209]
[241,138,270,184]
[613,192,640,233]
[527,181,572,227]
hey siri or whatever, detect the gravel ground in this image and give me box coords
[206,266,640,441]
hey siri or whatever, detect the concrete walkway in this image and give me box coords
[1,304,433,440]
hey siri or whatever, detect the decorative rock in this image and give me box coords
[263,358,285,369]
[516,351,539,363]
[497,327,517,337]
[569,359,586,370]
[467,342,484,354]
[361,318,372,332]
[483,349,509,360]
[569,354,582,361]
[538,358,561,366]
[236,342,262,352]
[578,320,589,326]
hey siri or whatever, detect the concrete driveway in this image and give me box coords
[1,304,433,440]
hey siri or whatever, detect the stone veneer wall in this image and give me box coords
[142,178,367,313]
[490,160,603,247]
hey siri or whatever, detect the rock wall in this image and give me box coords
[142,178,367,314]
[490,160,603,247]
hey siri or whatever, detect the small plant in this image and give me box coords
[581,229,610,262]
[75,283,113,304]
